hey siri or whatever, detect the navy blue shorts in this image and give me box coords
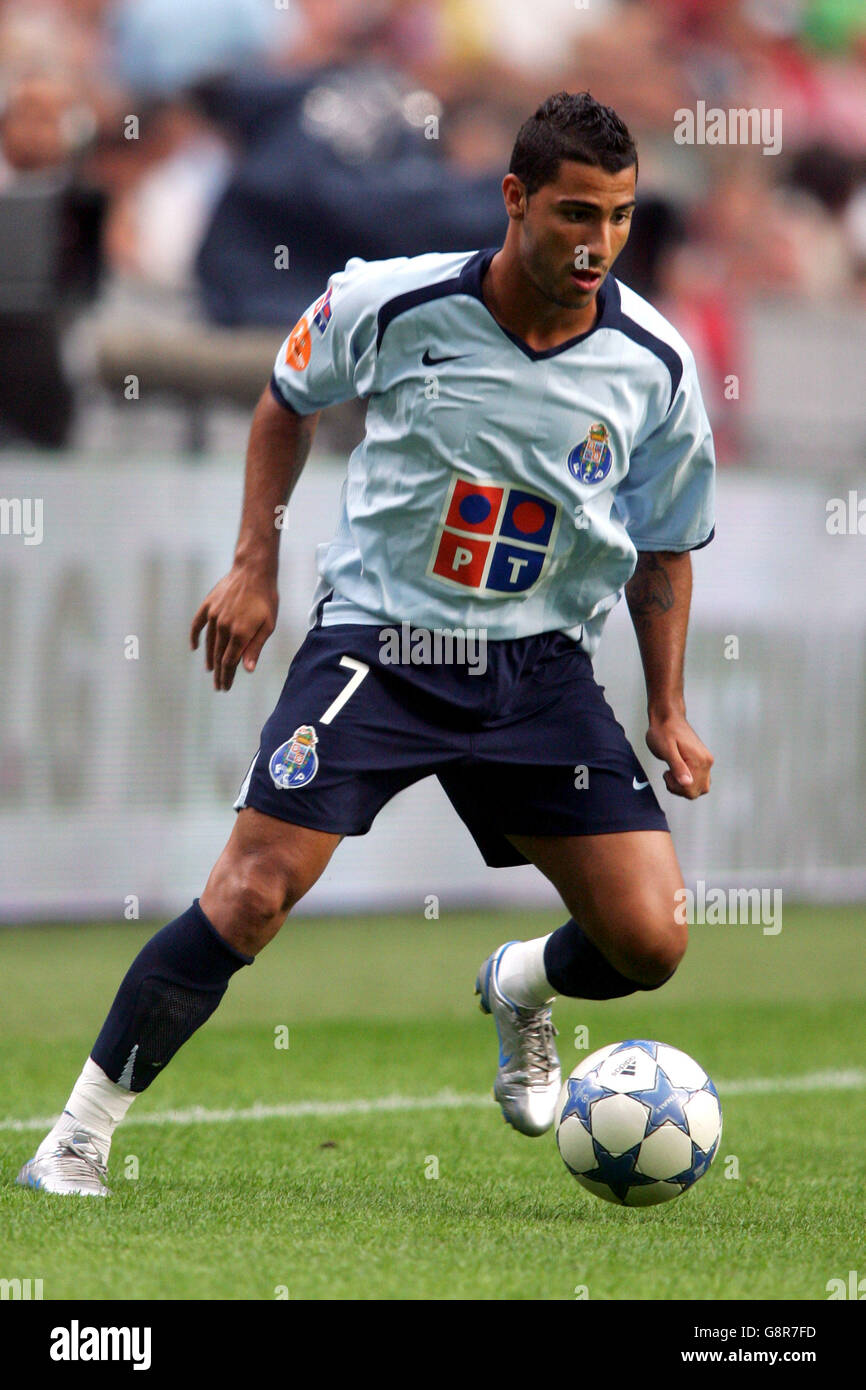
[234,623,668,867]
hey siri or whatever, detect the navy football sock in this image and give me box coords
[544,918,669,1000]
[91,900,253,1092]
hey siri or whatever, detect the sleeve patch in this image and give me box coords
[284,316,311,371]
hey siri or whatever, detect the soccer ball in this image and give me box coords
[555,1039,722,1207]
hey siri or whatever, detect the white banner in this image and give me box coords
[0,461,863,921]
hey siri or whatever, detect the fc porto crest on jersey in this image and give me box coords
[428,474,559,595]
[568,422,613,484]
[269,725,319,790]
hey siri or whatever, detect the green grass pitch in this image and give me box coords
[1,905,865,1301]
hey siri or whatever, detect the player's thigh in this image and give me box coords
[507,829,687,983]
[201,807,341,955]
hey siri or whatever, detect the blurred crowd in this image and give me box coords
[1,0,866,452]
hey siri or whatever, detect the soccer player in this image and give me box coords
[18,92,714,1195]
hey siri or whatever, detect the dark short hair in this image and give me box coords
[509,91,638,196]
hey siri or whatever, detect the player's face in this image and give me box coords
[509,161,637,312]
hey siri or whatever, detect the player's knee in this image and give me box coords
[234,851,308,920]
[630,916,688,989]
[207,849,309,954]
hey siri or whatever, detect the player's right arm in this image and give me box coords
[190,388,319,692]
[191,257,390,690]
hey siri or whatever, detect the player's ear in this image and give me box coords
[502,173,528,221]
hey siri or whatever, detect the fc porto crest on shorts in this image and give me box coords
[568,422,613,484]
[428,474,559,595]
[269,725,319,790]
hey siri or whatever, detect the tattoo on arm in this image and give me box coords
[625,552,675,616]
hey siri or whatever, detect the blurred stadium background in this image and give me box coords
[1,0,865,922]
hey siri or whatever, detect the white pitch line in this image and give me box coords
[719,1067,866,1096]
[1,1068,865,1136]
[0,1089,491,1135]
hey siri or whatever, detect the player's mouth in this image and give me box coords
[570,268,604,291]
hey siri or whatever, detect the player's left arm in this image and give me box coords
[625,549,713,800]
[615,335,716,800]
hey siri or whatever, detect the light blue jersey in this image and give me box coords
[270,249,715,655]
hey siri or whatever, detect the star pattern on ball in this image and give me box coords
[560,1071,612,1127]
[631,1075,693,1137]
[556,1040,723,1206]
[683,1141,718,1184]
[611,1038,658,1062]
[585,1144,662,1203]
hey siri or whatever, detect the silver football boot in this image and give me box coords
[17,1118,111,1196]
[475,941,561,1137]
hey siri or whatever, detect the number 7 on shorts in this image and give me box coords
[320,656,370,726]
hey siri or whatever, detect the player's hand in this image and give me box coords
[190,565,279,692]
[645,713,713,800]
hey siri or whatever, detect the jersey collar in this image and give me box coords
[458,246,619,361]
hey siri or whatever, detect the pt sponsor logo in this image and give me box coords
[312,285,333,335]
[429,474,559,595]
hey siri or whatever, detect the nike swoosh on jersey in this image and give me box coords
[421,349,469,366]
[633,777,650,790]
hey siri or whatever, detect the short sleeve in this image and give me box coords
[270,258,380,415]
[612,350,716,552]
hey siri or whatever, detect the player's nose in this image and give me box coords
[591,222,614,262]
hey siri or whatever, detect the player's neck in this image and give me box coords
[482,248,599,351]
